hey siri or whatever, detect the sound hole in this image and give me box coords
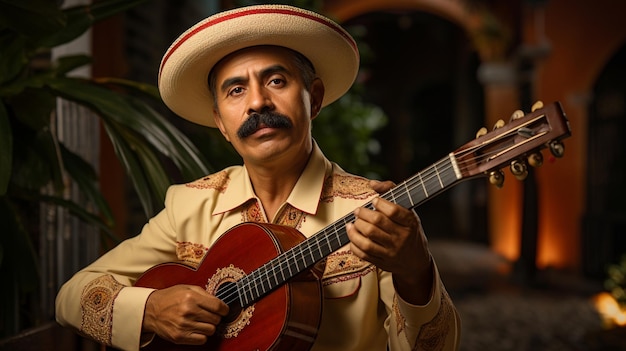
[215,281,242,324]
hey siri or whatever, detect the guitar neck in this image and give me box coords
[232,154,462,307]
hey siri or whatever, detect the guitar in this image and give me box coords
[135,101,571,351]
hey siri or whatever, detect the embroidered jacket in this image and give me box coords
[55,144,460,351]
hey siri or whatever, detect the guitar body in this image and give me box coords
[135,222,323,351]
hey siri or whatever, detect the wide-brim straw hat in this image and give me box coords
[158,4,360,127]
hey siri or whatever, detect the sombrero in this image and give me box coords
[158,4,360,127]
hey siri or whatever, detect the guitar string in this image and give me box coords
[216,146,509,305]
[215,140,524,305]
[216,147,507,305]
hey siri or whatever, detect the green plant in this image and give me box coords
[0,0,214,337]
[605,254,626,308]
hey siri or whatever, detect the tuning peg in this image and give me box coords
[510,160,528,180]
[488,170,505,188]
[509,109,525,122]
[531,100,544,112]
[528,152,544,167]
[493,119,505,130]
[476,127,487,138]
[549,140,565,158]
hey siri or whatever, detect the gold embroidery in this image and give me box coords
[322,251,374,285]
[393,295,406,336]
[320,174,376,203]
[185,171,229,192]
[176,241,208,266]
[275,204,306,229]
[413,289,453,351]
[80,275,124,345]
[242,200,265,223]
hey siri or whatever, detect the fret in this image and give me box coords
[324,229,333,255]
[403,181,414,207]
[333,230,343,250]
[313,236,325,262]
[263,265,272,295]
[286,251,294,276]
[317,235,324,259]
[299,245,308,269]
[307,240,316,264]
[279,258,286,282]
[434,162,444,188]
[241,281,251,306]
[253,275,260,299]
[257,267,268,298]
[236,283,245,307]
[418,171,428,197]
[270,261,279,287]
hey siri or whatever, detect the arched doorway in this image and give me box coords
[582,44,626,278]
[342,10,488,242]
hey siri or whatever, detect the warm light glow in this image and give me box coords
[489,181,522,262]
[593,292,626,328]
[536,226,568,269]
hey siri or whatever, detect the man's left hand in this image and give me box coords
[346,180,434,305]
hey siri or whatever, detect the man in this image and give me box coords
[56,4,460,351]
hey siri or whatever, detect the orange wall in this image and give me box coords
[326,0,626,271]
[530,0,626,269]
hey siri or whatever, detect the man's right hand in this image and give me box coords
[142,284,230,345]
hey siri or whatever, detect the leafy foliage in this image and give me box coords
[0,0,213,337]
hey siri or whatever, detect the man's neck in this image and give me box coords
[245,149,312,222]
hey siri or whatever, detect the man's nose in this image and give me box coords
[247,85,274,114]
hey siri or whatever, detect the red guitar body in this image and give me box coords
[135,223,323,351]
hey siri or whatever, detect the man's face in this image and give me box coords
[211,46,324,166]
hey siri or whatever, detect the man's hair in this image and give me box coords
[207,46,317,106]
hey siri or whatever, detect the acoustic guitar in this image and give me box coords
[135,101,571,351]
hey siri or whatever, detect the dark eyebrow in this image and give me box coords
[220,76,246,94]
[259,64,290,79]
[219,64,290,94]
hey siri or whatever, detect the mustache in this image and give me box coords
[237,111,293,139]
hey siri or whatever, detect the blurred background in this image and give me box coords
[1,0,625,350]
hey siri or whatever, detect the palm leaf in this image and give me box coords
[34,0,150,49]
[60,144,115,226]
[36,194,118,244]
[101,120,161,217]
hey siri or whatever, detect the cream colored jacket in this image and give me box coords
[55,144,460,351]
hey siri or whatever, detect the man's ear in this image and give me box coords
[310,78,325,120]
[213,109,231,142]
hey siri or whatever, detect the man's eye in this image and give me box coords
[269,78,284,86]
[229,87,244,96]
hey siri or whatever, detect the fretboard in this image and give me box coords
[234,153,462,307]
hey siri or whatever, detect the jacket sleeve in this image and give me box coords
[381,261,461,350]
[55,191,181,351]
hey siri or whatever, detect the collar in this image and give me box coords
[213,142,331,216]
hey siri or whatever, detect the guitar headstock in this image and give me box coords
[453,101,571,187]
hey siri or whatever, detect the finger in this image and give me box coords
[369,179,396,194]
[188,319,221,337]
[352,208,387,244]
[354,204,401,242]
[346,222,386,262]
[370,197,418,228]
[196,295,230,317]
